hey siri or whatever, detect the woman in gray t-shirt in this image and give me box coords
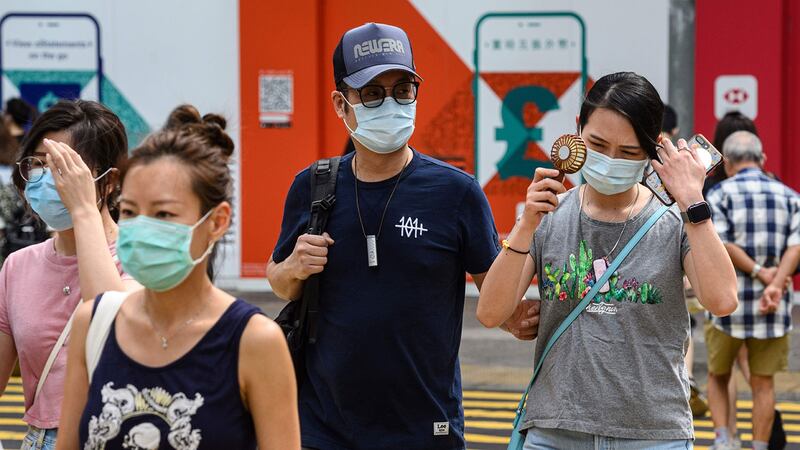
[477,72,738,449]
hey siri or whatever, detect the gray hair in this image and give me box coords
[722,130,763,164]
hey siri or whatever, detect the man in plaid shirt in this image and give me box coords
[705,131,800,450]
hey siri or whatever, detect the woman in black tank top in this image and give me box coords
[57,107,300,450]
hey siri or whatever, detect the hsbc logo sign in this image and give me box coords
[354,39,405,58]
[724,88,749,105]
[715,75,758,119]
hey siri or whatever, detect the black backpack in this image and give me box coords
[275,157,340,382]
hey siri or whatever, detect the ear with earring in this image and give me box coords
[110,183,121,210]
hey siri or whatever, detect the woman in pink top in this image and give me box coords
[0,100,138,450]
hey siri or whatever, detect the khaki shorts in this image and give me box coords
[704,321,790,376]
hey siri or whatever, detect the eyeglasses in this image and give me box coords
[17,156,114,184]
[16,156,47,183]
[344,81,420,108]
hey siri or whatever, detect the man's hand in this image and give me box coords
[756,266,778,286]
[502,299,540,341]
[759,284,782,314]
[286,233,335,281]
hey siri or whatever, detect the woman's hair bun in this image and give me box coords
[202,113,227,130]
[164,104,202,130]
[163,105,234,160]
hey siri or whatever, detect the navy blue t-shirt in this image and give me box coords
[273,150,499,450]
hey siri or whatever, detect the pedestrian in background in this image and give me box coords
[3,98,38,146]
[663,103,710,418]
[661,104,679,141]
[0,98,41,265]
[705,131,800,450]
[703,111,758,197]
[702,111,760,447]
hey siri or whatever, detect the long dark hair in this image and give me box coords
[712,111,757,152]
[5,98,38,130]
[702,111,759,195]
[0,119,15,166]
[12,100,128,217]
[579,72,664,159]
[124,106,234,281]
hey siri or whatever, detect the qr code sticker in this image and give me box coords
[259,74,293,114]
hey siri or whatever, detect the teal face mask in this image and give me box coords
[117,209,216,292]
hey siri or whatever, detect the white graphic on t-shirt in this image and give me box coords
[395,216,428,238]
[585,303,618,315]
[123,423,160,449]
[84,382,204,450]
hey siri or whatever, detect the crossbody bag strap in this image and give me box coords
[33,253,125,401]
[33,300,82,402]
[510,204,670,428]
[85,291,128,383]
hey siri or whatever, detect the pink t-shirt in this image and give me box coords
[0,238,128,428]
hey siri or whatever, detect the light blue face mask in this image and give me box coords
[580,148,649,195]
[341,95,416,154]
[24,167,112,231]
[117,209,216,292]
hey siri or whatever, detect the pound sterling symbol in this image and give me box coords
[495,85,559,180]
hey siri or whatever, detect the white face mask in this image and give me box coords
[580,148,649,195]
[340,95,416,154]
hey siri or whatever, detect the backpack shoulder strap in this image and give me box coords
[307,156,340,235]
[300,156,340,345]
[85,291,128,383]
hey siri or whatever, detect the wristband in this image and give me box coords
[750,263,762,279]
[502,239,529,255]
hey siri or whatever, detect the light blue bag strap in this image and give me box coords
[508,204,670,435]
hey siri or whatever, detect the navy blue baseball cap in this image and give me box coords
[333,23,421,89]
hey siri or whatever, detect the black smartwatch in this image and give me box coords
[681,201,712,224]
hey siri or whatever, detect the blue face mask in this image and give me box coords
[580,148,649,195]
[24,168,111,231]
[117,209,216,292]
[341,96,416,154]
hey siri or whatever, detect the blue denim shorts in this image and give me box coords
[524,427,693,450]
[20,426,57,450]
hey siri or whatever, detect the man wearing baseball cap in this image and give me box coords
[267,23,539,449]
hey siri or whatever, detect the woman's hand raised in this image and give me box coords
[519,168,567,231]
[43,138,103,216]
[651,138,706,209]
